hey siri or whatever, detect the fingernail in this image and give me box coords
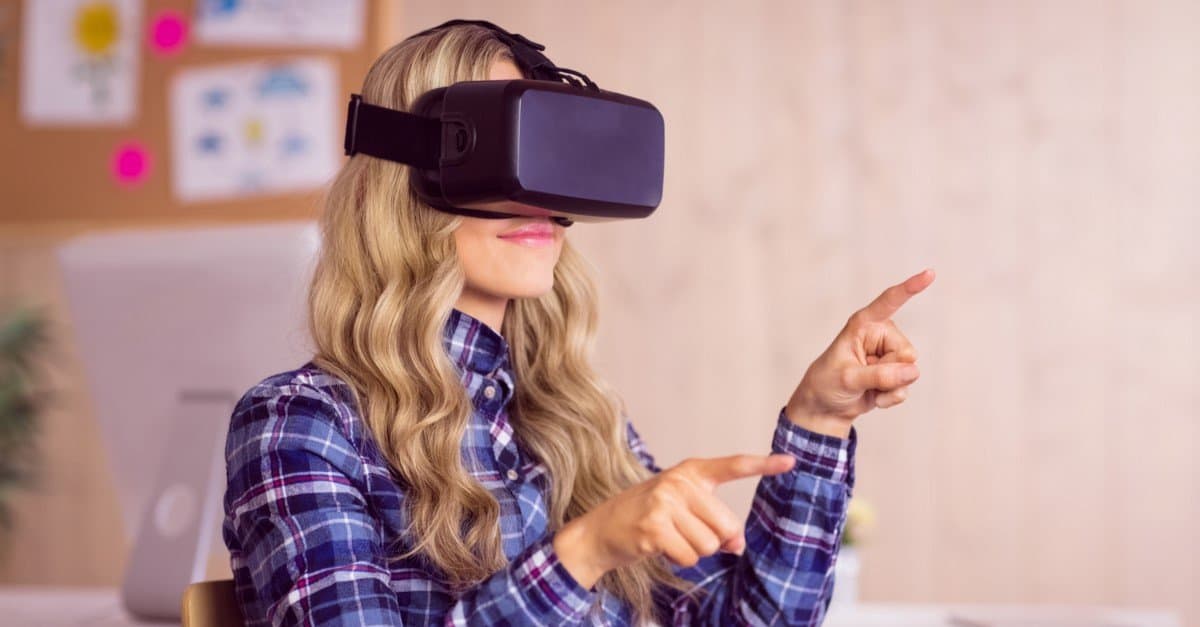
[902,365,919,380]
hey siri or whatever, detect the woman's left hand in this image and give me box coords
[784,269,935,439]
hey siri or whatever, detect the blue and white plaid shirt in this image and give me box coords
[223,308,856,625]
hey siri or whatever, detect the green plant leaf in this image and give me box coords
[0,307,49,536]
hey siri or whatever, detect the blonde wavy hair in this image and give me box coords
[308,24,685,622]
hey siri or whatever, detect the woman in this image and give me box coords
[223,22,933,626]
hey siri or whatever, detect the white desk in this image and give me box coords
[0,586,174,627]
[0,587,1182,626]
[825,602,1181,627]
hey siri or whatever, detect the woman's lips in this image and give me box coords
[498,221,556,247]
[494,231,554,246]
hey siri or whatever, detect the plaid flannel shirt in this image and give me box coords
[223,308,856,626]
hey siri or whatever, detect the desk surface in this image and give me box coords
[0,586,1182,626]
[0,586,172,627]
[825,602,1181,627]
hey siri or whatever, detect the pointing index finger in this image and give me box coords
[691,454,796,487]
[859,268,936,322]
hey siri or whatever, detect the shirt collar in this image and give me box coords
[443,308,511,378]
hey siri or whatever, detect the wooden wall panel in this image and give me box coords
[399,1,1199,623]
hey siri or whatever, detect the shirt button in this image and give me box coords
[483,385,496,399]
[505,469,519,481]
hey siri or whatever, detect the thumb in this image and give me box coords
[720,534,747,555]
[842,362,920,392]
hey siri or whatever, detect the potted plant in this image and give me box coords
[0,307,48,545]
[830,496,876,611]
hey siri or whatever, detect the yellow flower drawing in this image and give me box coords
[74,2,119,57]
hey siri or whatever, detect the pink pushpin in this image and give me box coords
[149,10,188,56]
[111,141,151,186]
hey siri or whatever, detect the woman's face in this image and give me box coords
[452,58,567,307]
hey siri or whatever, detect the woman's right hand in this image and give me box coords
[552,453,796,588]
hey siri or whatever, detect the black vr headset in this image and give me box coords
[343,19,665,227]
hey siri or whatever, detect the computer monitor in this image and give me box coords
[56,221,320,620]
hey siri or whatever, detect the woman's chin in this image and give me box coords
[504,279,556,300]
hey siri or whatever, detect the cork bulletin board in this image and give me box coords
[0,0,393,226]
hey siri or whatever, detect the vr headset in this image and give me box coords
[343,19,665,226]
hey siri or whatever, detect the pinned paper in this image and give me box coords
[111,141,151,186]
[21,0,142,126]
[169,58,339,202]
[148,10,188,56]
[195,0,363,49]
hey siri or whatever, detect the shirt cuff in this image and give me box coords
[772,406,857,488]
[511,535,596,622]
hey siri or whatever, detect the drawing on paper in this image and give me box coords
[195,0,363,49]
[21,0,142,125]
[169,58,339,202]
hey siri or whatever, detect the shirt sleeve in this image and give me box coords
[224,383,598,626]
[624,407,856,626]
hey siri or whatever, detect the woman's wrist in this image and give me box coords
[552,516,607,590]
[784,401,853,439]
